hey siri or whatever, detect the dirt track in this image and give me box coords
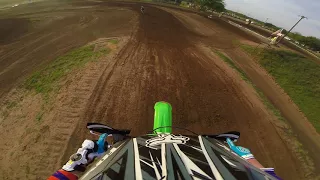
[66,2,305,179]
[0,1,134,99]
[0,1,317,179]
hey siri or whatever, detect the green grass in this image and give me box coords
[35,111,43,122]
[0,0,44,7]
[133,0,152,2]
[0,0,25,7]
[6,101,17,109]
[241,45,320,132]
[214,50,286,122]
[25,45,110,96]
[109,39,119,44]
[215,51,250,82]
[180,1,189,8]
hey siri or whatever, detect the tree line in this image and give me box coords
[161,0,226,12]
[288,32,320,51]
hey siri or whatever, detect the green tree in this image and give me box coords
[264,23,280,30]
[196,0,225,12]
[288,32,320,51]
[301,36,320,51]
[288,32,304,42]
[174,0,182,4]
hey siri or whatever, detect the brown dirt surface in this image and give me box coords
[223,47,320,173]
[168,9,320,175]
[67,3,312,180]
[0,37,132,179]
[0,1,318,180]
[0,1,135,99]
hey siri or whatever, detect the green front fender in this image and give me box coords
[153,101,172,134]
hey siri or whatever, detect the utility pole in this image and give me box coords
[263,18,269,27]
[277,15,307,44]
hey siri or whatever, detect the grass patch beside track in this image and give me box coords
[25,45,110,96]
[214,50,285,122]
[215,51,249,82]
[0,0,26,7]
[109,39,119,44]
[215,49,317,178]
[241,45,320,133]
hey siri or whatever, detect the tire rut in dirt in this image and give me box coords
[66,5,302,179]
[70,5,250,150]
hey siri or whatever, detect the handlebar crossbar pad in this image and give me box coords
[87,123,131,135]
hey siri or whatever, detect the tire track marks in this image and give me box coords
[65,4,306,180]
[28,56,111,179]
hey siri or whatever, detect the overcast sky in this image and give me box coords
[224,0,320,38]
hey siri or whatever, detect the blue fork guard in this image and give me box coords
[97,133,108,153]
